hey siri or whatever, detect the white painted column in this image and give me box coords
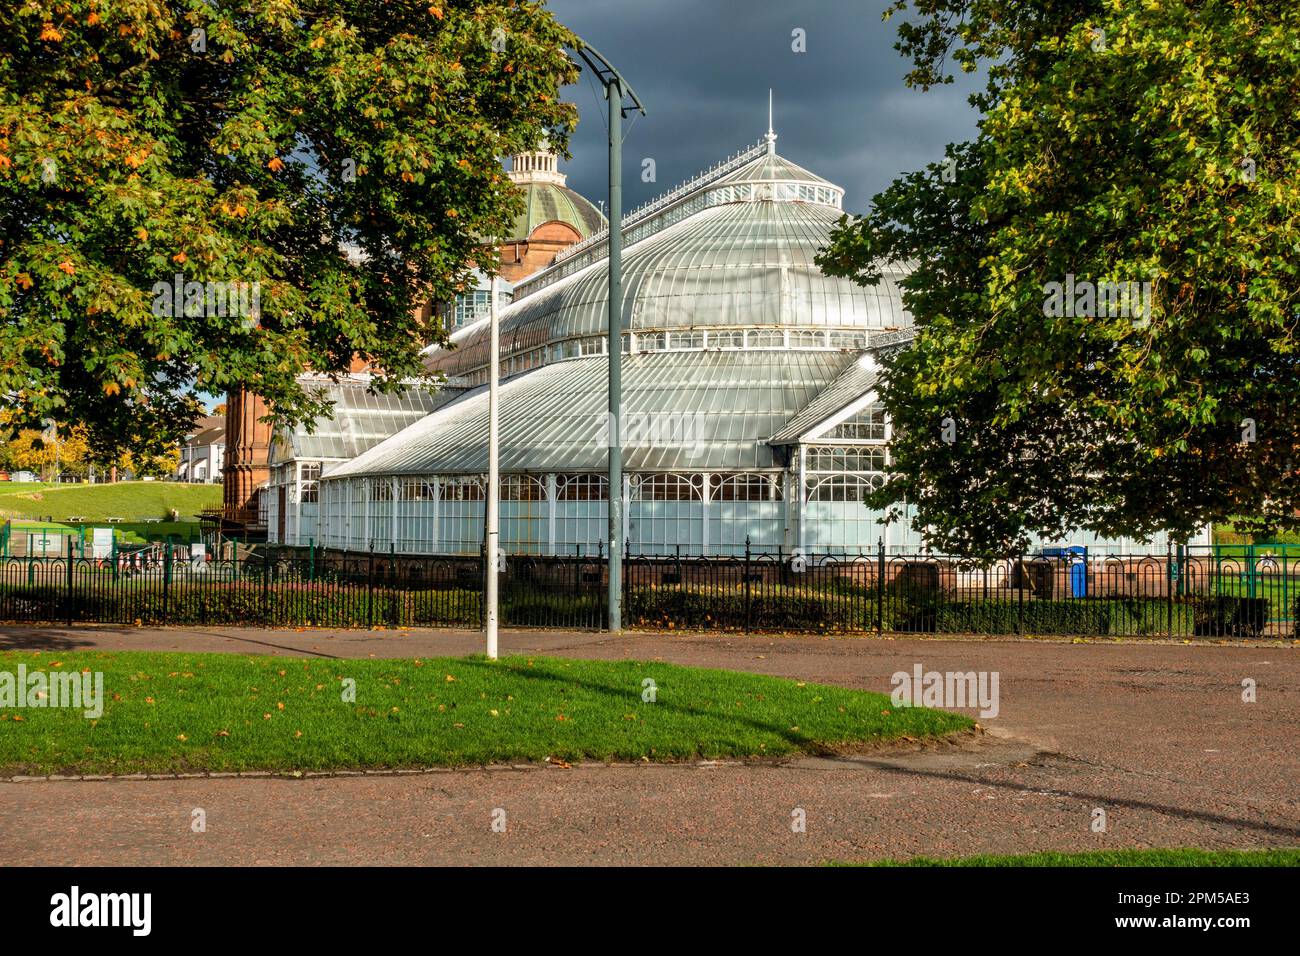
[363,478,371,550]
[797,445,807,553]
[547,474,557,556]
[700,472,710,557]
[431,478,441,555]
[390,476,399,552]
[622,474,631,558]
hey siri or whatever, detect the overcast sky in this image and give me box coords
[547,0,984,215]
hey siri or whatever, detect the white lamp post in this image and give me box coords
[485,273,501,660]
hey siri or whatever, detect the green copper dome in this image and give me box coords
[508,181,606,242]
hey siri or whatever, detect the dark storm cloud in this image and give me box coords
[545,0,984,215]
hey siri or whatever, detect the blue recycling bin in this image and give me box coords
[1041,546,1089,597]
[1066,546,1088,597]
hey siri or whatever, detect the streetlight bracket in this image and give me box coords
[568,41,645,117]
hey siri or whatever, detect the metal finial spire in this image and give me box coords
[765,89,777,154]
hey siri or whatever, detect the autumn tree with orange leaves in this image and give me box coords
[0,1,579,459]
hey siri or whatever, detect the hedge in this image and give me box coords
[919,598,1196,636]
[626,584,874,631]
[0,583,482,628]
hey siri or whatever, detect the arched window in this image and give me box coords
[557,474,608,501]
[710,473,782,501]
[790,329,826,348]
[632,473,704,501]
[399,478,436,501]
[502,475,547,501]
[443,477,485,501]
[300,462,322,503]
[805,474,886,502]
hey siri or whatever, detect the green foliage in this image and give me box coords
[821,1,1300,558]
[627,584,876,632]
[0,1,578,458]
[2,581,483,627]
[0,571,1271,637]
[1192,595,1268,638]
[929,598,1193,636]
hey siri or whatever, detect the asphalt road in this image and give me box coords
[1,625,1296,865]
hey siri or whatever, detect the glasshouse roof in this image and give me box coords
[321,137,913,484]
[270,378,459,464]
[769,356,879,444]
[325,349,857,478]
[422,144,913,381]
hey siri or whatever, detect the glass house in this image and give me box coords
[268,133,1197,557]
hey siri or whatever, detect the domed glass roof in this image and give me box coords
[330,138,915,483]
[425,142,912,381]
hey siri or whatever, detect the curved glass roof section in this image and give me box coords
[328,349,857,478]
[423,143,910,382]
[268,376,456,464]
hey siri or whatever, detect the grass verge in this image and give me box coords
[836,848,1300,867]
[0,481,219,523]
[0,650,970,775]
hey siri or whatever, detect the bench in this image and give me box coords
[105,517,124,523]
[142,518,163,524]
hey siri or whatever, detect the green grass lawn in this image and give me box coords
[0,651,971,775]
[838,848,1300,867]
[0,481,220,523]
[1213,521,1300,546]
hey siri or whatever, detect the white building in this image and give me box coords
[177,415,225,483]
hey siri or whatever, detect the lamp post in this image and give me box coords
[485,272,501,659]
[569,42,644,633]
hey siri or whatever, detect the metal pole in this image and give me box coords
[485,274,501,659]
[607,77,624,633]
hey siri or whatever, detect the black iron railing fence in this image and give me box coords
[0,538,1292,638]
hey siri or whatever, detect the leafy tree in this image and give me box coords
[118,445,182,480]
[1,1,578,460]
[3,425,91,478]
[820,0,1300,557]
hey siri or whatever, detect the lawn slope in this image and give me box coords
[0,481,219,523]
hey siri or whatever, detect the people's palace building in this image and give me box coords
[264,133,1194,558]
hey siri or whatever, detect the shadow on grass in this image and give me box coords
[452,656,953,756]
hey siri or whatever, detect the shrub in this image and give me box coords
[1193,596,1269,638]
[625,584,874,631]
[0,582,482,627]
